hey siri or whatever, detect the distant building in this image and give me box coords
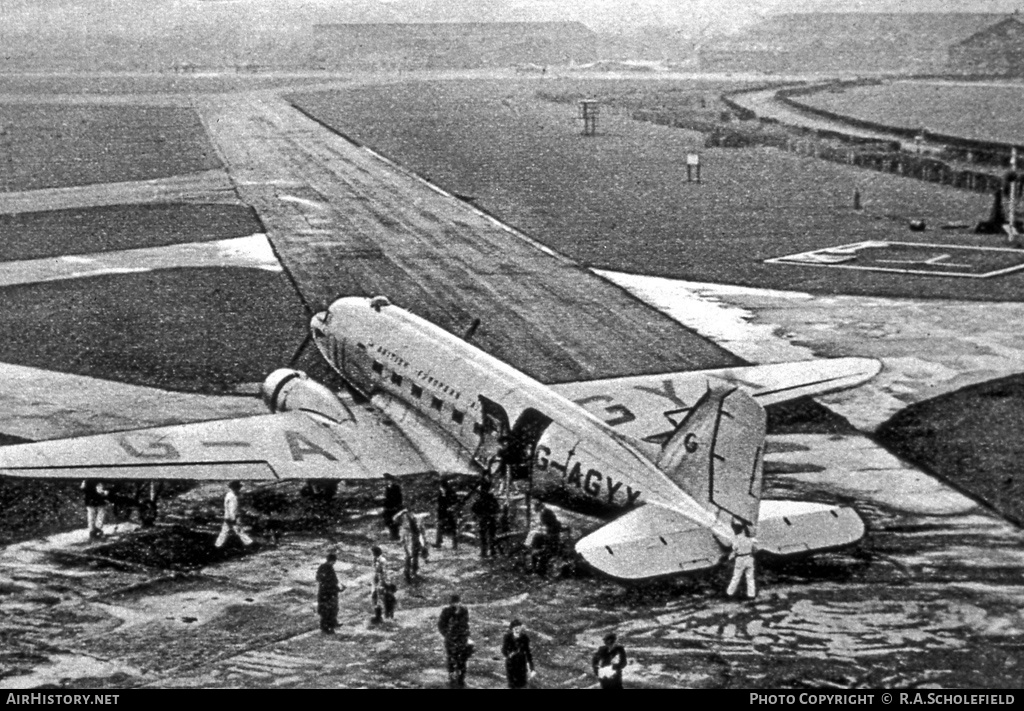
[312,22,598,70]
[948,15,1024,75]
[700,13,1000,74]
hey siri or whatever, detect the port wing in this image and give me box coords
[0,409,469,481]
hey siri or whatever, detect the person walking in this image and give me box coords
[214,480,254,548]
[726,522,757,599]
[370,545,389,624]
[81,479,109,540]
[437,593,472,688]
[592,633,627,689]
[471,480,499,558]
[316,552,342,634]
[501,619,535,688]
[382,473,404,541]
[435,479,460,550]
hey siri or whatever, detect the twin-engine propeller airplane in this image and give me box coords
[0,296,880,581]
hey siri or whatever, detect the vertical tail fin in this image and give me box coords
[655,382,766,526]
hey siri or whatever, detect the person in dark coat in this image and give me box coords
[592,633,627,689]
[470,480,500,558]
[316,552,342,633]
[382,473,404,541]
[538,504,562,552]
[437,593,472,688]
[81,479,109,539]
[435,479,460,549]
[502,619,536,688]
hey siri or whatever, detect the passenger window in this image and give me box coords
[452,410,464,424]
[372,361,383,374]
[411,384,423,398]
[391,373,403,386]
[431,397,443,411]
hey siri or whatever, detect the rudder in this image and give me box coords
[655,382,766,526]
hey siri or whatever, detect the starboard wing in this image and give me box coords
[551,357,880,443]
[0,409,469,481]
[574,503,727,580]
[756,499,866,555]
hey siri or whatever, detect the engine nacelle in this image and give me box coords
[261,369,353,423]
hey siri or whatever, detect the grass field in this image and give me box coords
[877,373,1024,526]
[0,203,263,261]
[0,104,222,191]
[795,80,1024,146]
[290,78,1011,301]
[0,267,307,394]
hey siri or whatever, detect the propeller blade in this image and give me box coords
[287,332,313,368]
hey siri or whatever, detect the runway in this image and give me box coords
[195,90,741,384]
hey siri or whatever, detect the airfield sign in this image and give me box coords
[767,240,1024,278]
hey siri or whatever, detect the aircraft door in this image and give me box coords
[507,408,553,482]
[473,396,510,468]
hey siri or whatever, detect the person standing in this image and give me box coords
[370,544,389,624]
[471,480,499,558]
[214,480,254,548]
[726,522,757,599]
[395,509,426,583]
[316,552,342,634]
[382,473,404,541]
[435,479,460,550]
[501,619,535,689]
[592,633,627,689]
[81,479,109,540]
[437,593,472,688]
[538,503,563,565]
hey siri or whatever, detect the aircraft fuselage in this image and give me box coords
[311,297,717,529]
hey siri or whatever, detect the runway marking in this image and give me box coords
[767,241,1024,278]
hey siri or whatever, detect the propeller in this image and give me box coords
[288,331,314,369]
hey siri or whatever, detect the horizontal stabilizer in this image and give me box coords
[575,504,726,580]
[756,499,865,556]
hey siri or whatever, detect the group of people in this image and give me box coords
[437,592,628,689]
